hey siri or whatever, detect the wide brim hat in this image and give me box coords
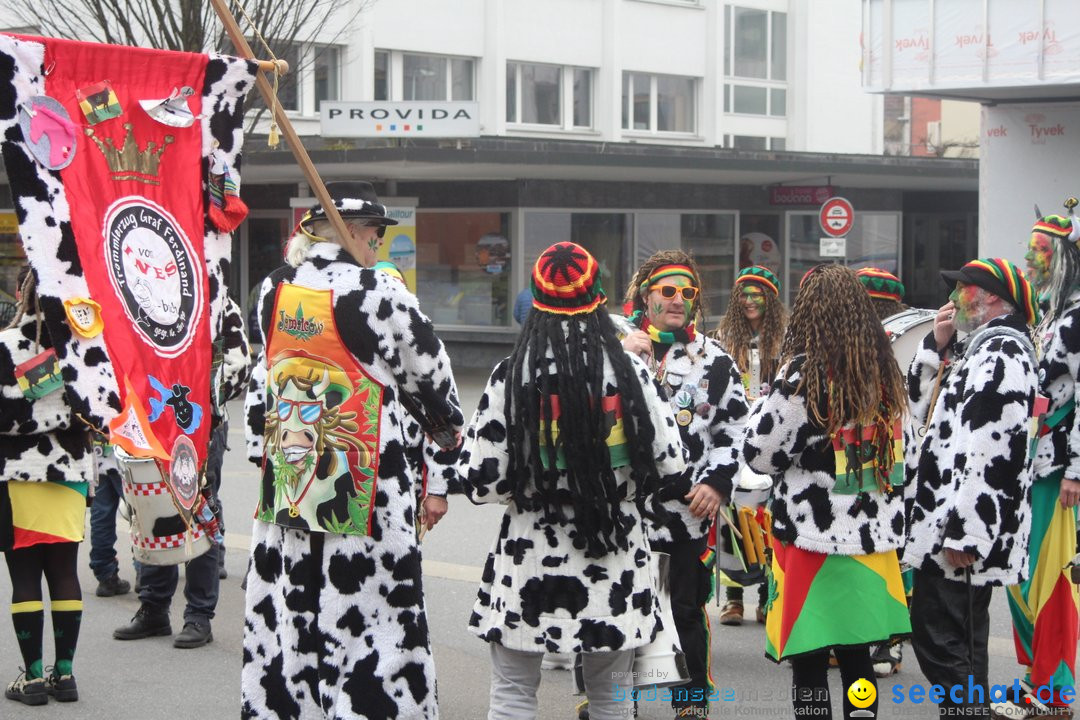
[300,181,398,235]
[941,258,1039,326]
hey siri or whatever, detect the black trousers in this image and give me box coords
[789,645,876,720]
[910,569,992,717]
[653,536,711,710]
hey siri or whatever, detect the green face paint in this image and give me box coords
[1025,232,1054,291]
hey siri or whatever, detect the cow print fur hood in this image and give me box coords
[904,313,1037,586]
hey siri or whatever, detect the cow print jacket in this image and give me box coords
[904,313,1037,586]
[743,356,906,556]
[458,348,686,653]
[0,313,93,484]
[612,316,748,544]
[1033,290,1080,482]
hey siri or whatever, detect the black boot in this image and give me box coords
[113,604,171,640]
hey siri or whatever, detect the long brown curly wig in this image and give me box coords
[623,250,707,323]
[780,264,907,437]
[869,297,907,321]
[714,281,787,381]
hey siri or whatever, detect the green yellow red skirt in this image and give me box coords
[765,540,911,661]
[3,481,88,550]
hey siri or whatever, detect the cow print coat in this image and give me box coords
[904,313,1037,586]
[611,316,748,543]
[742,356,906,556]
[0,313,93,485]
[1032,291,1080,482]
[458,348,686,654]
[243,240,463,719]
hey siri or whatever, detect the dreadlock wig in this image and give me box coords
[623,249,707,323]
[715,269,787,381]
[781,264,907,440]
[507,243,666,558]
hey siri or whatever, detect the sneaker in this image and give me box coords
[95,574,131,597]
[43,669,77,702]
[719,601,744,626]
[113,604,171,640]
[173,621,213,649]
[871,641,903,678]
[5,670,47,706]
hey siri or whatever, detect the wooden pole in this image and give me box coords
[208,0,352,243]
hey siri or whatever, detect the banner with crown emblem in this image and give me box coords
[0,34,256,468]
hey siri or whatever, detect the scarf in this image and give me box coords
[627,311,696,345]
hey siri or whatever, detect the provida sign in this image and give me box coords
[321,101,480,138]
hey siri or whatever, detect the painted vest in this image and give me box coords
[257,284,383,536]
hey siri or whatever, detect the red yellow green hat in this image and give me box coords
[940,257,1040,326]
[855,267,905,303]
[735,266,780,296]
[531,242,606,315]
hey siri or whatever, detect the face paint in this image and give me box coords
[950,282,987,333]
[1025,232,1054,291]
[645,275,692,331]
[367,236,380,252]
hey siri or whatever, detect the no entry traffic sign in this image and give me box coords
[819,197,854,238]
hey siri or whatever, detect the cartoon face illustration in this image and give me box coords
[847,678,876,709]
[173,453,198,498]
[166,384,195,429]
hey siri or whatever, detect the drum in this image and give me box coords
[116,448,211,565]
[882,308,936,375]
[574,552,689,693]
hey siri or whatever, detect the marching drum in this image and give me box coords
[574,552,689,693]
[116,447,211,565]
[881,308,936,375]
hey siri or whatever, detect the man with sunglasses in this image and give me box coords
[611,250,748,719]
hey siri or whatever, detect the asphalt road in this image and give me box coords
[0,369,1042,719]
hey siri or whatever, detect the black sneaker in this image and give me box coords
[5,670,47,706]
[113,604,171,640]
[174,621,213,649]
[43,668,77,702]
[95,574,131,597]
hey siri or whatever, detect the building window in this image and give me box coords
[724,6,787,119]
[373,51,476,102]
[622,72,696,134]
[506,62,593,129]
[725,135,786,150]
[251,43,340,116]
[312,46,340,111]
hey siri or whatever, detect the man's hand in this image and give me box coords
[621,330,653,363]
[934,301,956,353]
[421,495,448,531]
[944,548,977,569]
[1060,478,1080,508]
[685,483,722,519]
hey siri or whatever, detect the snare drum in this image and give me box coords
[116,448,211,565]
[882,308,936,375]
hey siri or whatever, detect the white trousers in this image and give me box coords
[488,643,635,720]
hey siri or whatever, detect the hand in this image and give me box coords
[421,495,448,531]
[621,330,653,363]
[1060,478,1080,508]
[934,302,956,352]
[944,548,977,569]
[685,483,722,519]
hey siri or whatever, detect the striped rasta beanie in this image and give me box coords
[855,267,905,303]
[532,242,606,315]
[941,257,1040,326]
[734,265,780,296]
[1032,214,1076,242]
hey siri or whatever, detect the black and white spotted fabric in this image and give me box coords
[458,349,686,654]
[742,356,906,556]
[214,294,251,418]
[904,313,1037,586]
[1033,291,1080,481]
[0,314,92,484]
[242,240,462,719]
[612,316,748,543]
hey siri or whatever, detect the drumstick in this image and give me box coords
[717,505,743,540]
[922,359,948,434]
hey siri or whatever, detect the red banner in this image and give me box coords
[40,37,211,463]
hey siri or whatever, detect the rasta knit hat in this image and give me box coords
[1032,214,1079,243]
[735,265,780,296]
[941,257,1040,326]
[855,267,905,303]
[531,242,606,315]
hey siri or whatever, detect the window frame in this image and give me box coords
[723,6,788,121]
[254,42,341,117]
[505,61,595,131]
[374,50,477,102]
[621,71,699,137]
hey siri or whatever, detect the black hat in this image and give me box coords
[300,181,398,237]
[940,258,1039,326]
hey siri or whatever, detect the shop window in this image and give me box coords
[506,62,593,129]
[524,212,631,310]
[622,72,696,134]
[415,212,511,327]
[373,51,476,102]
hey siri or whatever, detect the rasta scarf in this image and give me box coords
[627,311,697,345]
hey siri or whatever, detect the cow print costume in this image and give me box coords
[243,240,463,719]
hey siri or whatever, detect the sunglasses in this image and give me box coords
[277,398,323,425]
[654,285,699,301]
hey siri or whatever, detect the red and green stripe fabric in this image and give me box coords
[765,541,911,661]
[538,394,629,470]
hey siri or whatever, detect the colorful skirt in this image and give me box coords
[6,481,88,549]
[765,540,911,661]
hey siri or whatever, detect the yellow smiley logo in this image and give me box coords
[847,678,877,709]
